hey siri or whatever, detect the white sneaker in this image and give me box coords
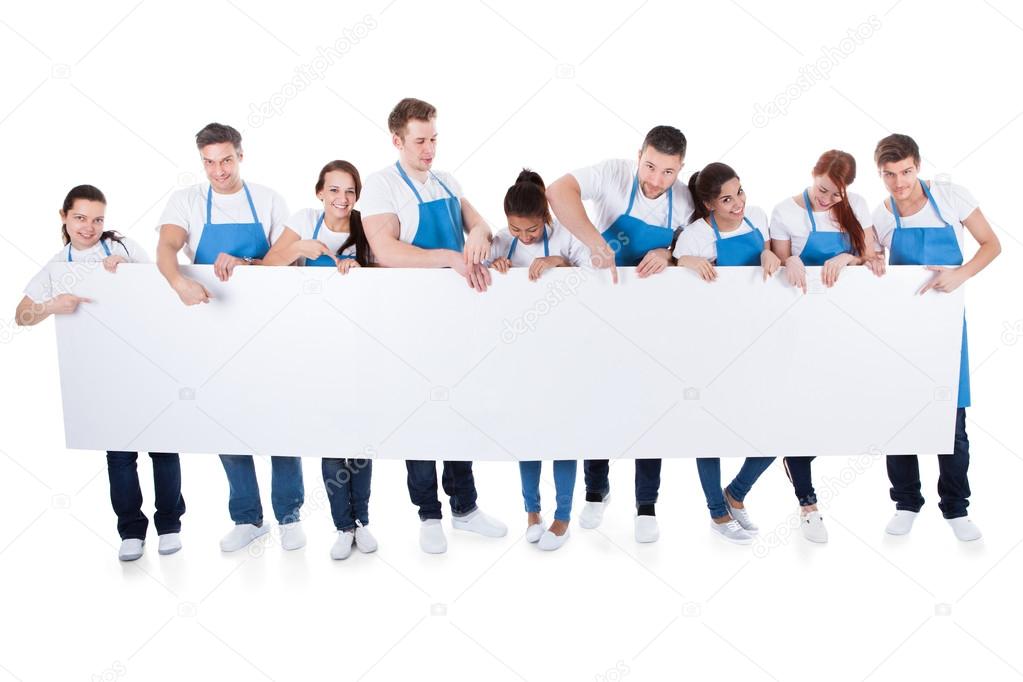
[724,490,758,533]
[451,509,508,537]
[331,531,355,560]
[710,519,753,545]
[885,510,919,536]
[419,519,447,554]
[579,494,609,530]
[220,523,269,552]
[279,521,306,551]
[948,516,982,542]
[800,510,828,544]
[118,538,144,561]
[525,516,545,543]
[538,528,570,551]
[354,522,377,553]
[635,515,660,543]
[158,533,182,555]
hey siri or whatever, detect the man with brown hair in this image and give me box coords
[871,133,1001,542]
[360,98,507,554]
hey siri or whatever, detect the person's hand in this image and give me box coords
[760,249,781,281]
[463,227,492,265]
[865,253,887,277]
[453,257,491,292]
[919,266,969,294]
[337,258,360,275]
[47,293,92,314]
[678,255,717,282]
[172,276,211,305]
[588,240,619,284]
[102,255,127,273]
[636,249,671,278]
[785,255,807,294]
[491,257,512,274]
[213,253,245,282]
[295,240,337,264]
[821,252,857,287]
[528,256,559,281]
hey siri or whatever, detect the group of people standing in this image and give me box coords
[16,97,1000,562]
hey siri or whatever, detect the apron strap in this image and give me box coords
[802,190,818,232]
[394,161,425,204]
[206,182,261,225]
[312,212,325,240]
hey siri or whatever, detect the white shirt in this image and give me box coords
[769,191,873,257]
[872,180,979,254]
[570,158,693,232]
[358,163,465,245]
[489,220,591,268]
[285,208,358,265]
[673,206,770,261]
[22,235,149,303]
[157,182,289,263]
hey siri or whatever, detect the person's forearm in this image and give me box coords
[15,297,51,326]
[548,182,604,250]
[157,242,185,287]
[374,239,459,268]
[961,240,1001,278]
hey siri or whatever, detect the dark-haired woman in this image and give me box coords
[16,185,185,562]
[262,161,375,560]
[491,169,587,551]
[673,163,777,544]
[768,150,884,543]
[262,160,372,271]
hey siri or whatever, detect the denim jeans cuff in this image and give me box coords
[451,504,479,518]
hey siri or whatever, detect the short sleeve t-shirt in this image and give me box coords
[157,182,289,263]
[285,208,358,265]
[673,206,770,261]
[489,220,591,267]
[358,163,464,245]
[769,191,873,257]
[22,235,149,302]
[872,180,979,255]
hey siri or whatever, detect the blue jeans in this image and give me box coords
[321,458,372,531]
[583,458,660,506]
[887,407,971,519]
[107,451,185,540]
[519,460,577,522]
[696,457,775,519]
[783,456,817,507]
[219,455,304,525]
[406,460,478,521]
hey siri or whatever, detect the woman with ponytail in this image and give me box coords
[262,160,378,561]
[768,151,884,544]
[673,163,777,544]
[15,185,185,562]
[489,169,590,280]
[491,169,587,551]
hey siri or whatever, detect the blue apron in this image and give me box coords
[799,189,853,266]
[67,239,112,261]
[601,176,674,266]
[306,212,355,267]
[710,213,765,266]
[508,224,550,259]
[394,161,464,251]
[889,180,970,408]
[194,182,269,265]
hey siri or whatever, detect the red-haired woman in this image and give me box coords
[768,150,883,543]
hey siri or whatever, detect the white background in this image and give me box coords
[2,1,1023,681]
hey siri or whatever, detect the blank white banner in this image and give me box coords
[51,263,963,460]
